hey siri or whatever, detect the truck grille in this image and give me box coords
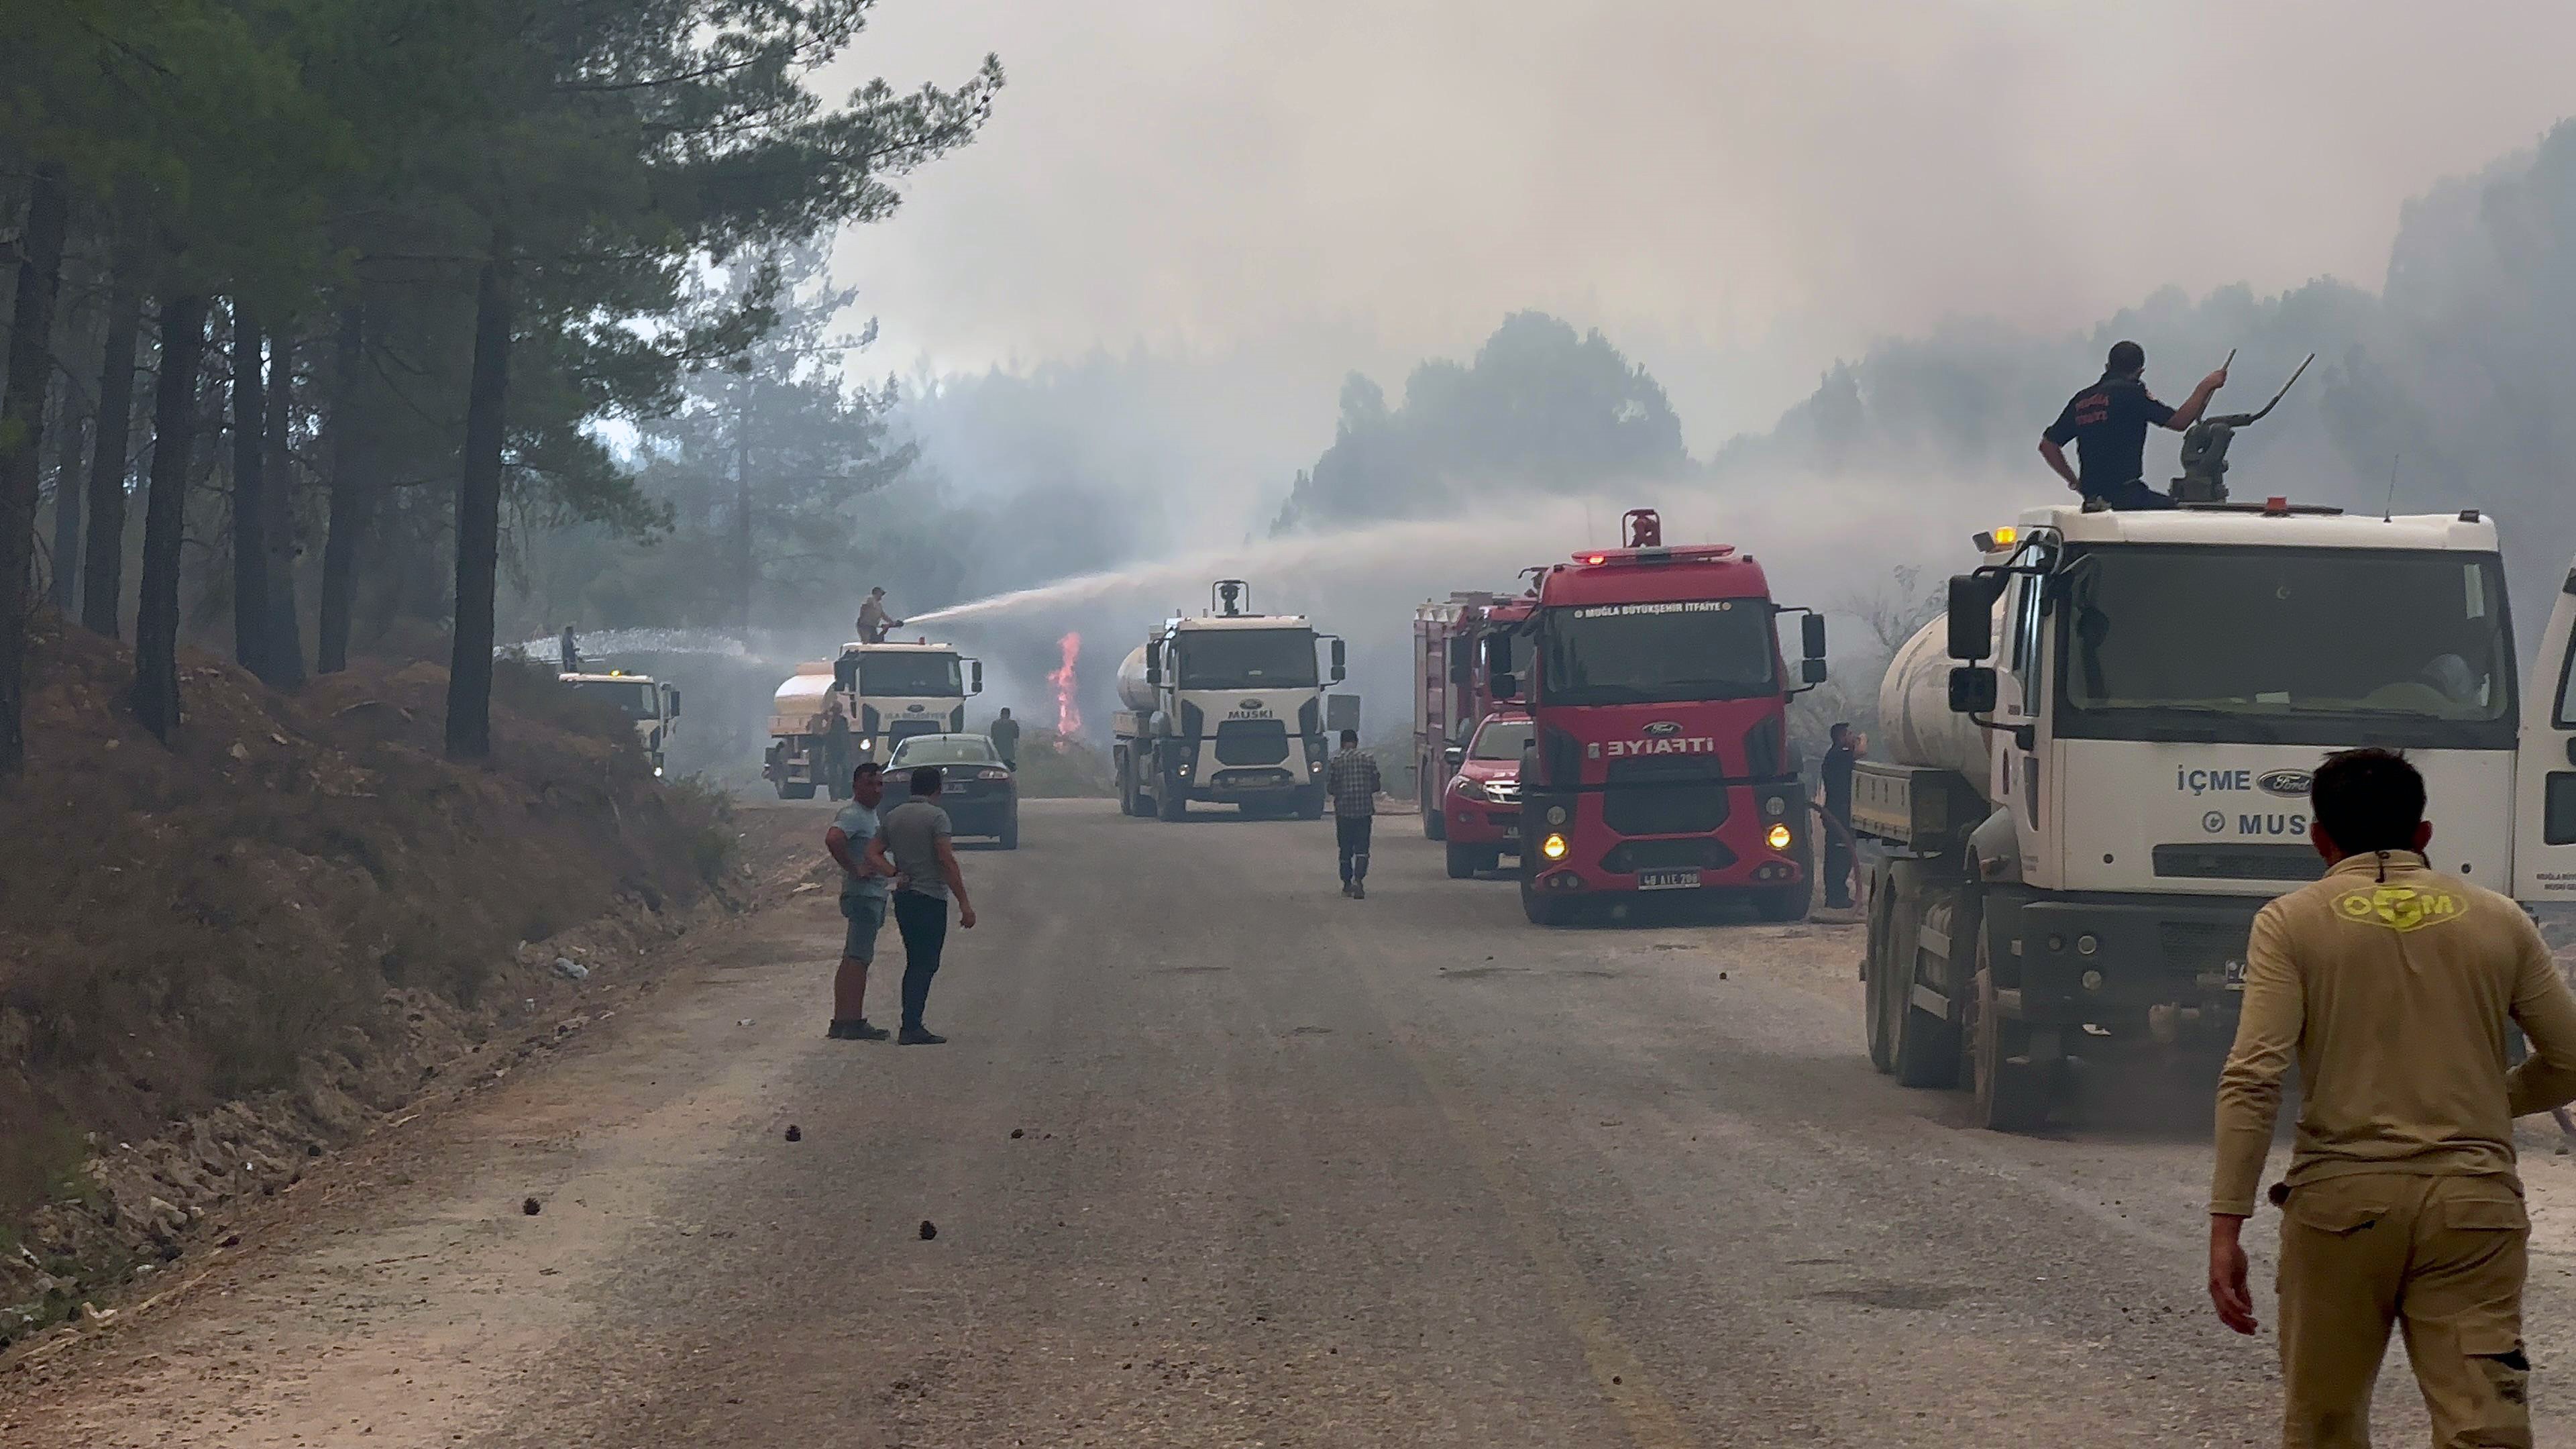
[1602,838,1737,874]
[2151,845,2327,883]
[1214,719,1290,765]
[887,720,942,750]
[1601,757,1727,836]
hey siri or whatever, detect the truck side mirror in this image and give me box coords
[1947,574,1998,660]
[1801,612,1827,661]
[666,686,681,716]
[1949,665,1998,714]
[1801,658,1827,685]
[970,660,983,695]
[1330,637,1346,684]
[1145,640,1162,686]
[1490,672,1520,700]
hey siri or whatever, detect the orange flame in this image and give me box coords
[1049,631,1083,737]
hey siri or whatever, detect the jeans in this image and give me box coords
[1336,815,1373,884]
[1822,834,1854,908]
[891,890,949,1029]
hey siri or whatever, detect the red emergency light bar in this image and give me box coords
[1571,543,1738,566]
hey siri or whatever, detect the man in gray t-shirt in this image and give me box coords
[822,763,898,1040]
[866,766,977,1044]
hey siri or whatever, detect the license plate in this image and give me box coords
[1638,869,1701,892]
[2223,959,2247,991]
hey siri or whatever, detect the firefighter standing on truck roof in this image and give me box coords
[857,587,904,644]
[2040,340,2228,511]
[2208,748,2576,1449]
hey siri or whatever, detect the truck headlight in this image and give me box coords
[1455,778,1488,802]
[1540,833,1568,861]
[1545,805,1568,826]
[1766,823,1792,851]
[1763,795,1786,818]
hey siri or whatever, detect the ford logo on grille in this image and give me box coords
[1642,720,1682,737]
[2257,769,2314,797]
[1241,698,1263,710]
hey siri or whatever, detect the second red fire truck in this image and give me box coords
[1482,510,1828,924]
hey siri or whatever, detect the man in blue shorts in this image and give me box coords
[822,762,898,1040]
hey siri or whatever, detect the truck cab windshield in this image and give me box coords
[1537,600,1779,707]
[568,679,659,719]
[2057,545,2515,748]
[860,654,963,698]
[1175,630,1319,692]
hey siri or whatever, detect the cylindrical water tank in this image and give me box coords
[1877,614,1993,804]
[1116,643,1157,712]
[773,663,833,719]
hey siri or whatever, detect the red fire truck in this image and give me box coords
[1483,510,1828,925]
[1412,590,1534,840]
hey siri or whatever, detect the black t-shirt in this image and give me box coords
[1821,741,1856,820]
[2043,374,2175,493]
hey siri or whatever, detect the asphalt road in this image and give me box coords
[15,798,2576,1446]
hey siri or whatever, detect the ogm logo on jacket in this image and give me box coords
[2332,883,2469,933]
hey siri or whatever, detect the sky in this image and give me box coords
[824,0,2576,445]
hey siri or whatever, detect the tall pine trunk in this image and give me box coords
[316,305,366,674]
[228,303,271,680]
[81,245,145,639]
[132,295,210,741]
[47,401,85,612]
[0,160,71,777]
[445,237,512,761]
[261,327,305,687]
[732,383,755,633]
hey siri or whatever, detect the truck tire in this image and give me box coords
[1296,786,1326,821]
[1423,775,1446,841]
[780,782,817,801]
[1968,944,2049,1132]
[1863,885,1897,1074]
[1115,753,1134,816]
[1519,874,1570,925]
[1753,880,1810,922]
[1159,771,1187,822]
[1446,842,1479,879]
[1892,892,1961,1088]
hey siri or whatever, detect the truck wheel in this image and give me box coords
[1753,880,1810,922]
[1424,781,1446,841]
[1892,893,1961,1089]
[1446,843,1479,879]
[1296,786,1326,821]
[1159,773,1187,822]
[1863,888,1897,1074]
[1519,875,1569,925]
[1969,950,2049,1132]
[780,782,817,801]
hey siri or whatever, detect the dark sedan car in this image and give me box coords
[881,733,1020,849]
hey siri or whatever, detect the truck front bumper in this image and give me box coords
[1997,891,2263,1040]
[1519,784,1806,896]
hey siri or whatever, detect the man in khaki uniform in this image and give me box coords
[2210,749,2576,1448]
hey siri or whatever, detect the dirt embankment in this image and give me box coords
[0,618,741,1344]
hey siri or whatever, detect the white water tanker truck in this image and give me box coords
[1855,498,2576,1132]
[765,639,981,800]
[1112,580,1345,820]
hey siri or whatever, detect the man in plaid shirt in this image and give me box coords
[1324,729,1383,899]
